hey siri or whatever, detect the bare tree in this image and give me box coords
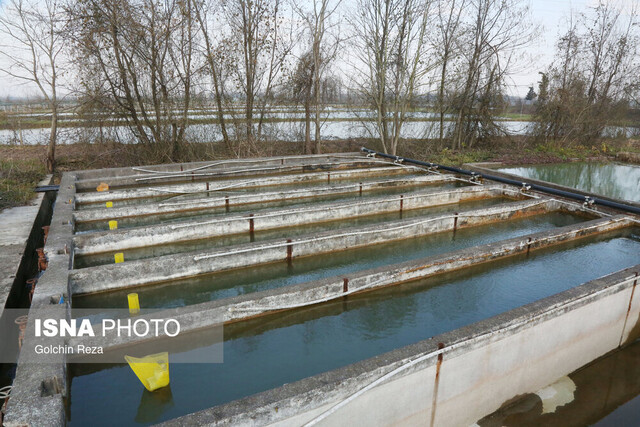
[217,0,293,154]
[69,0,200,160]
[434,0,466,145]
[0,0,65,172]
[291,51,315,153]
[533,2,639,145]
[294,0,342,153]
[450,0,536,150]
[351,0,435,155]
[193,0,231,151]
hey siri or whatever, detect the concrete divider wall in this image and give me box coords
[72,185,508,256]
[75,166,411,204]
[159,265,640,427]
[70,216,631,350]
[73,152,364,181]
[69,199,555,294]
[3,173,77,427]
[72,175,455,224]
[74,159,391,191]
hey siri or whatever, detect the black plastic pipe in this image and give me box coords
[35,185,60,192]
[361,147,640,216]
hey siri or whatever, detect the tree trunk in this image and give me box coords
[313,97,321,154]
[304,99,312,154]
[438,58,447,144]
[47,106,57,173]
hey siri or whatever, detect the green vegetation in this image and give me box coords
[0,158,46,209]
[424,148,495,166]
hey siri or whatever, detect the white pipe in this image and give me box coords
[230,216,629,314]
[170,186,503,230]
[133,158,405,181]
[145,164,424,196]
[132,154,376,175]
[0,385,11,399]
[192,200,550,261]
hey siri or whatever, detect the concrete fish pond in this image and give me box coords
[477,161,640,204]
[4,151,640,426]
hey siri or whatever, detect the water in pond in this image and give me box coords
[478,338,640,427]
[74,171,425,210]
[73,194,508,268]
[497,162,640,203]
[68,231,640,426]
[73,161,404,194]
[73,211,586,311]
[73,181,466,233]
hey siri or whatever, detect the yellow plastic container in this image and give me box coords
[125,352,170,392]
[127,292,140,314]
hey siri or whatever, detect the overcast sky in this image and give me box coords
[0,0,598,99]
[510,0,591,96]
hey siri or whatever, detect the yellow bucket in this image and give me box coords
[125,352,170,392]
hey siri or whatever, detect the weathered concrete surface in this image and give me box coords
[73,174,456,224]
[0,175,51,317]
[73,185,509,257]
[2,174,75,427]
[8,155,637,426]
[69,215,632,350]
[69,199,556,295]
[73,152,364,181]
[74,158,397,191]
[157,265,640,427]
[75,165,413,204]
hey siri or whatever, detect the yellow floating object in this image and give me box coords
[109,220,118,230]
[125,352,170,392]
[106,201,113,208]
[128,292,140,314]
[96,182,109,192]
[114,252,124,264]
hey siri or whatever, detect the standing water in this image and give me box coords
[497,162,640,203]
[68,231,640,425]
[73,211,585,311]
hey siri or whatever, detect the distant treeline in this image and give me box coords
[0,0,638,171]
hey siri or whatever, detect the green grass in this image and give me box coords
[0,159,46,210]
[424,148,495,166]
[532,142,614,160]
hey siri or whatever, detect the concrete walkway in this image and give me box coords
[0,176,51,314]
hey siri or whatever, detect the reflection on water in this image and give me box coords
[73,193,503,268]
[73,171,425,210]
[498,162,640,203]
[135,386,174,424]
[73,181,465,233]
[478,339,640,427]
[72,212,584,311]
[68,232,640,426]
